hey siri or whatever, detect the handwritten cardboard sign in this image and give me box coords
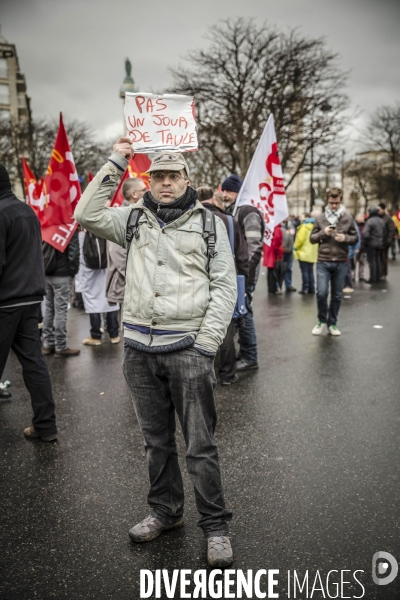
[124,93,198,153]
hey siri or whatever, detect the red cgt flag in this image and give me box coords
[110,154,151,207]
[40,114,81,252]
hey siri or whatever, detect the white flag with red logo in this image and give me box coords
[236,114,288,245]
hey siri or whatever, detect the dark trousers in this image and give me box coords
[299,261,315,292]
[0,304,57,436]
[380,246,389,277]
[366,247,381,282]
[238,290,257,363]
[316,261,348,326]
[267,268,277,293]
[90,311,119,339]
[283,251,294,288]
[123,346,231,536]
[219,320,236,382]
[344,260,354,289]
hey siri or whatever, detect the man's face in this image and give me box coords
[327,195,342,211]
[222,190,238,206]
[150,169,189,203]
[129,182,147,204]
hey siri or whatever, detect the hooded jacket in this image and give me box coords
[0,187,46,307]
[363,207,385,249]
[310,210,358,261]
[294,219,318,263]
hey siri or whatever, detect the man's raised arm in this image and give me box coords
[74,138,133,247]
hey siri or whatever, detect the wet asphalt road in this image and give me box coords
[1,260,399,600]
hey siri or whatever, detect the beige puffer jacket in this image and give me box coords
[74,154,237,353]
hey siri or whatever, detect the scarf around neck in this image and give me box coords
[325,204,345,226]
[143,186,198,224]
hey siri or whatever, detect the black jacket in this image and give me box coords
[202,203,249,280]
[364,209,385,249]
[0,188,46,307]
[380,213,395,248]
[43,229,80,277]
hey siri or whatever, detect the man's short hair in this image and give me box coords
[196,186,214,202]
[378,202,386,210]
[122,178,145,200]
[327,187,343,199]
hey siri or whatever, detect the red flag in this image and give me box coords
[40,114,81,251]
[88,172,94,183]
[110,155,151,207]
[22,158,45,215]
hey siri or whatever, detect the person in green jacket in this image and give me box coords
[293,214,318,294]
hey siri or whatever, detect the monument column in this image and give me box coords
[119,58,137,135]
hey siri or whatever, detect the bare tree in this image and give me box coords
[0,114,110,193]
[365,104,400,209]
[169,18,349,188]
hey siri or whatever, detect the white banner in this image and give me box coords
[124,93,198,153]
[236,114,288,245]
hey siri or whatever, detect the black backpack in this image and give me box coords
[83,231,108,270]
[42,242,57,275]
[125,208,217,262]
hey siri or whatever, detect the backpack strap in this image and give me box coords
[126,207,143,259]
[202,208,218,260]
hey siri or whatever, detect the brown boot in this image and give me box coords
[82,336,101,346]
[42,346,55,355]
[54,347,81,357]
[24,425,57,442]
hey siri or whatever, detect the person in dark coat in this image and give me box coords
[42,230,80,356]
[197,186,249,385]
[363,205,385,283]
[0,164,57,440]
[378,202,395,280]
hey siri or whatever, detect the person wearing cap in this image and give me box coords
[222,174,264,371]
[310,187,358,336]
[74,138,237,567]
[0,164,57,440]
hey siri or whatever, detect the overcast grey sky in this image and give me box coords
[1,0,399,145]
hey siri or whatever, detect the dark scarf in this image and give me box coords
[143,186,198,223]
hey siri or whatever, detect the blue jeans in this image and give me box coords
[316,261,348,326]
[283,251,294,288]
[238,287,257,363]
[299,261,315,293]
[123,346,232,537]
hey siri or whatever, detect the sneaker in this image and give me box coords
[312,322,324,335]
[24,425,57,442]
[82,336,102,346]
[298,290,307,294]
[129,514,184,543]
[328,325,341,336]
[207,535,233,567]
[343,287,354,293]
[55,347,81,357]
[236,359,258,371]
[221,374,239,386]
[110,336,121,344]
[42,345,55,355]
[286,286,297,292]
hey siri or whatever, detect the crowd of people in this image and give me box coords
[0,145,398,568]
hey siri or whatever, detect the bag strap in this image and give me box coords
[202,208,218,259]
[226,215,235,257]
[126,207,143,260]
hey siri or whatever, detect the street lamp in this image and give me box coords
[309,100,332,211]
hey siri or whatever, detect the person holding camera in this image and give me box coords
[310,188,358,336]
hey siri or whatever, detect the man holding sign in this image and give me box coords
[74,134,237,567]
